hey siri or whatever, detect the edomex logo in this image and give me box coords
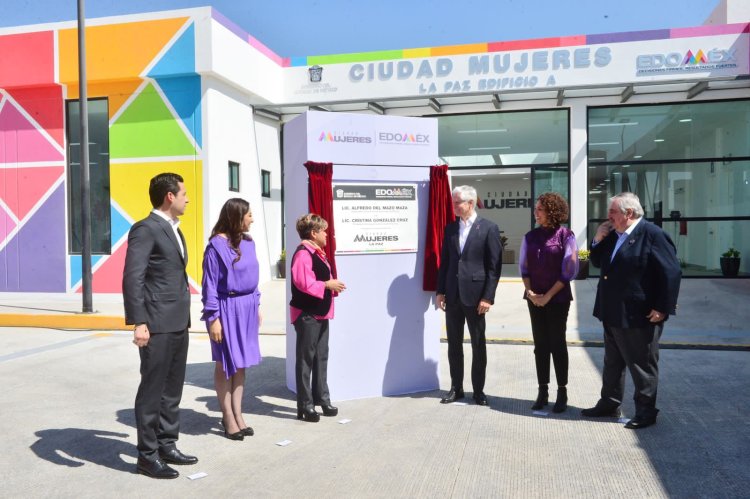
[318,131,372,144]
[377,131,430,146]
[682,49,707,65]
[636,48,737,75]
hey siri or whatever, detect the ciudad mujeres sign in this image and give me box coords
[287,32,748,102]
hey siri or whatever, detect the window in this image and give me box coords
[438,109,569,167]
[588,99,750,277]
[66,98,111,254]
[261,169,271,198]
[228,161,240,192]
[438,109,570,277]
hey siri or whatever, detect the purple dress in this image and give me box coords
[201,236,261,378]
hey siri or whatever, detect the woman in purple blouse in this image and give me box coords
[519,192,579,413]
[201,198,262,440]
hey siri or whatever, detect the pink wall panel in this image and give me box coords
[0,31,55,88]
[0,101,63,163]
[6,87,64,148]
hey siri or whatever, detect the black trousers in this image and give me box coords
[445,300,487,394]
[600,322,663,418]
[134,329,189,461]
[527,301,570,387]
[294,313,331,411]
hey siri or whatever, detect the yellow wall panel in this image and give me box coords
[58,17,189,85]
[110,159,204,286]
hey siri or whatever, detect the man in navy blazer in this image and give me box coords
[437,185,501,406]
[123,173,197,478]
[582,192,681,429]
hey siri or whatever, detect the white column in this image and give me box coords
[569,102,589,248]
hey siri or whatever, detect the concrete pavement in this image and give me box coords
[2,276,748,496]
[1,326,748,498]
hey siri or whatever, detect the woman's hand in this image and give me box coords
[209,319,223,343]
[325,279,346,293]
[526,290,549,307]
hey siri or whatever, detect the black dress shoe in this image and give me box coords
[220,419,246,440]
[440,388,465,404]
[224,429,244,440]
[137,458,179,479]
[320,404,338,417]
[158,448,198,465]
[581,403,621,418]
[297,408,320,422]
[624,416,657,429]
[473,392,488,406]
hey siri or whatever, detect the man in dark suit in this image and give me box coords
[123,172,197,478]
[436,185,501,406]
[582,192,681,429]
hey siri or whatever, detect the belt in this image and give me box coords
[219,290,253,298]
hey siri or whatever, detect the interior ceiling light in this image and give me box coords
[590,141,619,146]
[589,122,639,127]
[654,139,665,142]
[457,128,508,134]
[679,119,693,123]
[468,146,511,151]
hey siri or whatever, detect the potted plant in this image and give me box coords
[576,249,590,280]
[500,235,515,264]
[277,249,286,279]
[720,247,741,277]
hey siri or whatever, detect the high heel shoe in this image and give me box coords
[552,387,568,413]
[220,419,245,440]
[240,426,254,437]
[531,385,549,410]
[296,408,320,422]
[320,404,338,417]
[224,429,244,440]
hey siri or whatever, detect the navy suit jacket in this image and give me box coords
[437,215,502,307]
[123,212,191,333]
[591,218,681,328]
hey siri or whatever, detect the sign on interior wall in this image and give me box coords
[333,183,418,254]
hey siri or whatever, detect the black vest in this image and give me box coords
[289,244,332,316]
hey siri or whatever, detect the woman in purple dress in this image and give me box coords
[519,192,579,413]
[201,198,261,440]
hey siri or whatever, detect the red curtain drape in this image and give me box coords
[423,164,455,291]
[304,160,338,279]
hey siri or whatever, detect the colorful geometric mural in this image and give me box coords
[0,16,203,293]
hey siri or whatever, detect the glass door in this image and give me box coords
[532,165,569,203]
[450,168,532,278]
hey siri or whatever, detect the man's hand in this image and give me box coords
[593,221,613,243]
[209,319,223,343]
[477,299,492,315]
[133,324,150,348]
[646,309,665,323]
[436,293,446,311]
